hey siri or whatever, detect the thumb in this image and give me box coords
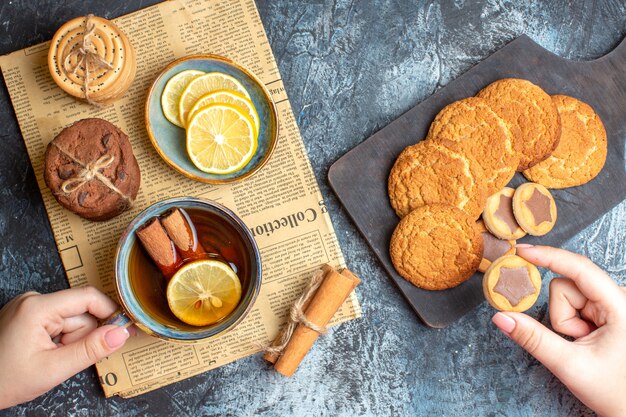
[44,325,129,385]
[492,312,573,376]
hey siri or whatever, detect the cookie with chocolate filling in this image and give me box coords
[483,255,541,312]
[390,204,483,290]
[523,95,607,188]
[477,78,561,171]
[44,118,140,221]
[482,187,526,240]
[426,97,518,196]
[476,220,515,273]
[512,183,557,236]
[388,141,487,219]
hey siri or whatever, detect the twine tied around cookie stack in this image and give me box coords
[262,265,360,377]
[50,141,133,205]
[48,14,136,106]
[60,153,115,193]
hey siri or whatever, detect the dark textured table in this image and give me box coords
[0,1,624,416]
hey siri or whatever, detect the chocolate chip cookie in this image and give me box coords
[44,118,140,221]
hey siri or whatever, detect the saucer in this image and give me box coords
[145,55,279,184]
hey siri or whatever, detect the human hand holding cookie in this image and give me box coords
[492,245,626,417]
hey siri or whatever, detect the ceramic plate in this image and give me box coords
[145,55,279,184]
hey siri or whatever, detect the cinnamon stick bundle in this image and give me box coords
[136,218,182,279]
[264,265,360,377]
[161,208,206,262]
[263,264,333,364]
[136,207,229,283]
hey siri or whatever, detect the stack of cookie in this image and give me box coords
[388,78,607,301]
[479,183,557,312]
[43,118,141,221]
[48,15,136,106]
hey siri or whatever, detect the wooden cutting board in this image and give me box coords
[328,35,626,328]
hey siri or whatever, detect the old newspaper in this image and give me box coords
[0,0,361,397]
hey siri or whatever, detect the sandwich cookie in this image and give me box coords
[512,183,557,236]
[476,220,515,273]
[483,255,541,312]
[482,187,526,240]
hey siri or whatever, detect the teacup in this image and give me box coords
[109,196,261,343]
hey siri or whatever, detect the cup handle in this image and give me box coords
[103,309,133,328]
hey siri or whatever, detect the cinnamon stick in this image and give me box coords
[272,267,360,377]
[264,264,335,364]
[136,217,182,279]
[160,208,207,262]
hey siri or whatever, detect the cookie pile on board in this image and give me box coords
[388,78,607,311]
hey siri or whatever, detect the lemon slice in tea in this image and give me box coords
[186,89,260,135]
[161,69,204,127]
[179,72,250,126]
[166,259,242,326]
[186,103,257,174]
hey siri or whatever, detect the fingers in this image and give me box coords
[127,324,139,337]
[35,286,118,320]
[492,312,573,377]
[58,314,98,345]
[43,325,129,385]
[0,291,39,315]
[549,278,597,337]
[516,246,621,306]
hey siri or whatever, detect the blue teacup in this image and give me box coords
[111,197,261,343]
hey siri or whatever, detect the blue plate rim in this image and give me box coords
[144,54,279,184]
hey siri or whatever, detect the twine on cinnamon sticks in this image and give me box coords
[262,265,361,377]
[263,269,328,357]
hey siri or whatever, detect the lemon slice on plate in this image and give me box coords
[166,259,242,326]
[161,69,204,127]
[179,72,250,126]
[186,89,260,135]
[186,103,257,174]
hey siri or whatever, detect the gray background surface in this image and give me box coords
[0,0,624,416]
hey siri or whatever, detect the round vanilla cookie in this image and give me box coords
[477,78,561,171]
[388,141,488,219]
[389,204,483,290]
[483,255,541,312]
[482,187,526,240]
[512,183,557,236]
[48,15,136,105]
[476,220,516,273]
[426,97,518,196]
[523,95,607,188]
